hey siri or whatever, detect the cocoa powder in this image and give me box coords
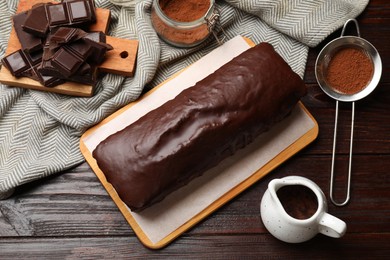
[325,47,374,94]
[151,0,212,47]
[159,0,210,22]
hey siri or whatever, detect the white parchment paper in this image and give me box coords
[83,36,315,244]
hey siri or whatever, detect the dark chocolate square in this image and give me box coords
[46,3,69,26]
[2,50,30,77]
[51,48,83,77]
[51,27,79,44]
[66,40,93,60]
[68,0,89,23]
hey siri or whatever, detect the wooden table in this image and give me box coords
[0,0,389,258]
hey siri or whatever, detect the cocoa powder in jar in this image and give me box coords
[151,0,213,47]
[160,0,210,22]
[325,46,374,95]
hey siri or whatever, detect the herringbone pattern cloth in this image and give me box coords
[0,0,368,199]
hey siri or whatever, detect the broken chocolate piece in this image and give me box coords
[50,27,86,45]
[38,59,97,86]
[1,49,65,88]
[44,0,96,29]
[83,31,106,43]
[68,0,89,23]
[46,3,69,26]
[23,1,96,34]
[51,48,83,77]
[22,3,49,38]
[1,50,30,77]
[83,32,113,64]
[65,40,93,60]
[13,11,43,52]
[62,0,96,23]
[4,0,110,90]
[40,75,66,88]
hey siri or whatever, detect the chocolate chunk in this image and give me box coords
[1,49,65,88]
[62,0,96,23]
[44,0,96,29]
[65,40,93,60]
[40,74,66,88]
[4,0,109,89]
[19,51,43,80]
[83,31,106,43]
[69,65,98,85]
[38,59,59,76]
[38,59,97,86]
[13,11,43,52]
[26,50,43,66]
[22,3,49,38]
[68,0,89,23]
[50,27,87,45]
[83,33,113,64]
[21,1,96,37]
[1,50,30,77]
[51,48,83,77]
[46,3,69,26]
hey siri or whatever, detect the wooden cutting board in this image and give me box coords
[0,0,138,97]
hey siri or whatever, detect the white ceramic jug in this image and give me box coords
[260,176,347,243]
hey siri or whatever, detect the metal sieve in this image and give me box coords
[315,19,382,206]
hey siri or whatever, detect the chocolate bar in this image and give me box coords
[21,0,96,37]
[1,49,65,87]
[13,11,43,52]
[0,48,97,87]
[46,0,96,28]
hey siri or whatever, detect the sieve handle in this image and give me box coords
[330,100,354,206]
[341,19,361,38]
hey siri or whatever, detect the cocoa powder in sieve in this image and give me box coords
[325,47,374,94]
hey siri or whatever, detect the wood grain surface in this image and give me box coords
[0,0,389,259]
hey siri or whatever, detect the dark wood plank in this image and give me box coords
[0,0,389,258]
[1,154,389,237]
[0,234,389,259]
[300,83,390,155]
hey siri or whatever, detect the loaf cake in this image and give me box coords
[93,42,307,211]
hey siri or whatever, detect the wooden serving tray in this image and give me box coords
[0,0,138,97]
[80,37,319,249]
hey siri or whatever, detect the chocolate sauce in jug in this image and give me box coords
[277,185,318,220]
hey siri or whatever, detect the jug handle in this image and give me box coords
[318,212,347,238]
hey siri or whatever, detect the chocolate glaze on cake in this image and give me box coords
[93,42,307,211]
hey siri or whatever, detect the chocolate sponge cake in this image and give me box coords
[93,42,307,211]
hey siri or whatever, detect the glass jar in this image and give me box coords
[151,0,218,48]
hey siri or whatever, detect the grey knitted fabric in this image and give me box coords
[0,0,369,199]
